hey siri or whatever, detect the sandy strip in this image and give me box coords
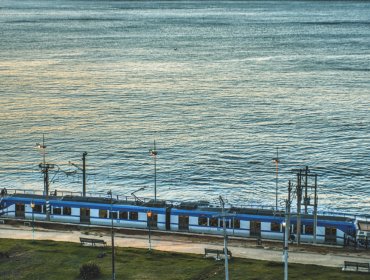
[1,224,369,268]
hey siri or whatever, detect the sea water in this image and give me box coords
[0,0,369,214]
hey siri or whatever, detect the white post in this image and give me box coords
[284,199,289,280]
[109,191,115,280]
[147,211,152,251]
[31,201,35,241]
[220,196,229,280]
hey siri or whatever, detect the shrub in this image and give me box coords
[79,261,101,280]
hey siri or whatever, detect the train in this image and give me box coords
[0,188,369,247]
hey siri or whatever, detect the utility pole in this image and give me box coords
[294,166,318,245]
[283,197,291,280]
[149,140,158,202]
[219,196,229,280]
[69,152,88,196]
[296,170,302,245]
[304,166,309,214]
[36,134,54,220]
[108,190,115,280]
[82,152,87,197]
[313,174,318,244]
[273,148,280,211]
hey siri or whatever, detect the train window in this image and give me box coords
[209,218,218,227]
[34,204,43,213]
[129,211,138,220]
[198,217,208,226]
[119,211,128,219]
[325,227,336,236]
[99,209,108,218]
[63,207,71,215]
[16,204,25,212]
[53,208,61,215]
[271,222,280,232]
[305,225,313,235]
[109,211,118,219]
[219,219,230,228]
[293,224,303,234]
[233,219,240,229]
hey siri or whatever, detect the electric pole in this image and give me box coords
[36,134,54,220]
[149,140,158,202]
[273,148,280,211]
[69,152,88,197]
[219,196,230,280]
[82,152,87,197]
[108,190,115,280]
[294,166,318,245]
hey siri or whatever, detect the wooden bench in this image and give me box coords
[79,237,107,247]
[343,261,370,272]
[204,248,232,260]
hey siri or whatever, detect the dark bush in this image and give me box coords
[79,261,101,280]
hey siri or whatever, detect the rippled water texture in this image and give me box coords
[0,0,369,214]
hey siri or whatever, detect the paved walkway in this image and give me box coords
[1,224,369,268]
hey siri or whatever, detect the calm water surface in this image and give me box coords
[0,0,369,214]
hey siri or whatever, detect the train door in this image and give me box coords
[165,207,171,230]
[80,208,90,224]
[325,227,337,243]
[15,203,25,218]
[250,221,261,237]
[148,213,158,229]
[179,215,189,231]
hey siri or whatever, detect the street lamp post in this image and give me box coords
[273,148,280,212]
[147,211,152,251]
[149,141,158,202]
[108,190,115,280]
[30,200,35,241]
[219,196,229,280]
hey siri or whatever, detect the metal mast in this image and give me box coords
[149,140,158,202]
[273,147,280,211]
[36,134,54,220]
[219,196,229,280]
[82,152,87,197]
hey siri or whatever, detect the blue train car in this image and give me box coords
[168,203,357,245]
[0,189,358,246]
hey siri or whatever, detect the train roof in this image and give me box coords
[62,195,114,204]
[229,207,285,216]
[61,195,167,208]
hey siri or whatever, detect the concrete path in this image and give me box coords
[1,224,369,268]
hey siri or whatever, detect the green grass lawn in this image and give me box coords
[0,238,368,280]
